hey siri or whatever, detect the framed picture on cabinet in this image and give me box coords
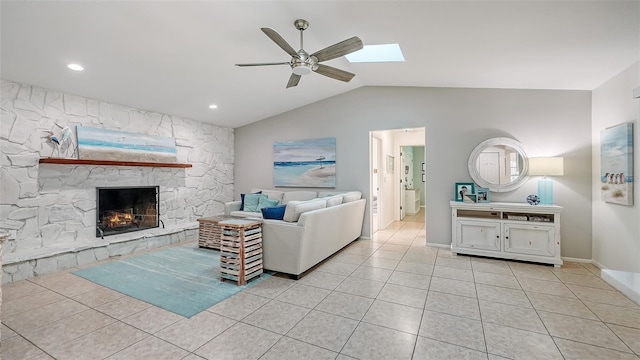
[476,187,490,203]
[455,182,475,202]
[464,194,478,203]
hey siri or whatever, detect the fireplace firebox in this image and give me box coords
[96,186,159,237]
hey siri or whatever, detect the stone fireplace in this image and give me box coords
[96,186,160,237]
[1,80,235,284]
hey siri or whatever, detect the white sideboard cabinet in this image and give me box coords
[450,201,563,267]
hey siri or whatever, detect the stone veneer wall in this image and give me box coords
[0,80,234,281]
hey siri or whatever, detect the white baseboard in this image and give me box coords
[592,259,607,269]
[358,236,371,240]
[561,256,594,264]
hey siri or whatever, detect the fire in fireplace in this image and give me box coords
[96,186,159,237]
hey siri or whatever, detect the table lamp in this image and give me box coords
[528,157,564,205]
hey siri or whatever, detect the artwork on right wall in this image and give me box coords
[600,122,634,205]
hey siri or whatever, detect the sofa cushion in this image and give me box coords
[244,193,267,212]
[325,194,343,207]
[240,191,262,210]
[251,188,285,202]
[261,205,286,220]
[230,210,263,219]
[342,191,362,203]
[318,191,344,198]
[258,196,280,209]
[282,191,318,204]
[283,199,327,222]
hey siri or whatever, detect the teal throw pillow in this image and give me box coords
[243,193,267,212]
[240,191,261,210]
[258,196,280,210]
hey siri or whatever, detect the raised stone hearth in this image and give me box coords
[2,223,197,283]
[1,80,234,281]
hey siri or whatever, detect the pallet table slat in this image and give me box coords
[218,218,264,286]
[197,215,244,250]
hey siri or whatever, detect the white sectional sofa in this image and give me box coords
[224,189,366,278]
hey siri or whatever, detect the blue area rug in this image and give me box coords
[73,245,269,318]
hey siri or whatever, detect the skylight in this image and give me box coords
[345,44,405,63]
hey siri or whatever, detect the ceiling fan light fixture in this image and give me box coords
[292,63,312,76]
[237,19,361,88]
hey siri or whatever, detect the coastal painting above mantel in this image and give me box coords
[77,126,178,163]
[273,137,336,188]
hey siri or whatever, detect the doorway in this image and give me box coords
[400,145,424,221]
[369,127,425,237]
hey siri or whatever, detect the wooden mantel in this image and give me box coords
[39,158,192,168]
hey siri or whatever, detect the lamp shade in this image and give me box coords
[529,157,564,176]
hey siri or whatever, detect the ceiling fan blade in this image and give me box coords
[261,27,299,58]
[286,73,301,88]
[311,36,363,62]
[235,62,290,67]
[314,64,356,82]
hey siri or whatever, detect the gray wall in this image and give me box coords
[591,62,640,272]
[235,86,592,259]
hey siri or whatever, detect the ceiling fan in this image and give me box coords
[236,19,363,88]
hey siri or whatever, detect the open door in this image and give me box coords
[400,148,406,220]
[371,136,382,233]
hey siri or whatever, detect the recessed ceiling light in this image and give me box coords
[208,104,218,109]
[345,44,405,63]
[67,63,84,71]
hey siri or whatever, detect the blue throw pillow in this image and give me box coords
[240,191,262,210]
[261,205,286,220]
[243,193,266,212]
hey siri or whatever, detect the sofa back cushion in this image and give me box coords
[283,199,327,222]
[318,191,344,198]
[261,205,286,220]
[325,194,344,207]
[251,188,285,203]
[342,191,362,203]
[282,191,318,204]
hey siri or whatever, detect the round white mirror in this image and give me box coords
[468,137,529,193]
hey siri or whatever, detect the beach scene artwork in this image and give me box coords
[600,122,633,205]
[76,126,177,163]
[274,137,336,187]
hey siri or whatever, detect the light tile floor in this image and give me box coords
[2,220,640,360]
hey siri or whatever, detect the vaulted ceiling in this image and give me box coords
[2,1,638,128]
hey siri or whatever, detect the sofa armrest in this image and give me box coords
[224,201,242,215]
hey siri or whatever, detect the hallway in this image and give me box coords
[402,207,425,224]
